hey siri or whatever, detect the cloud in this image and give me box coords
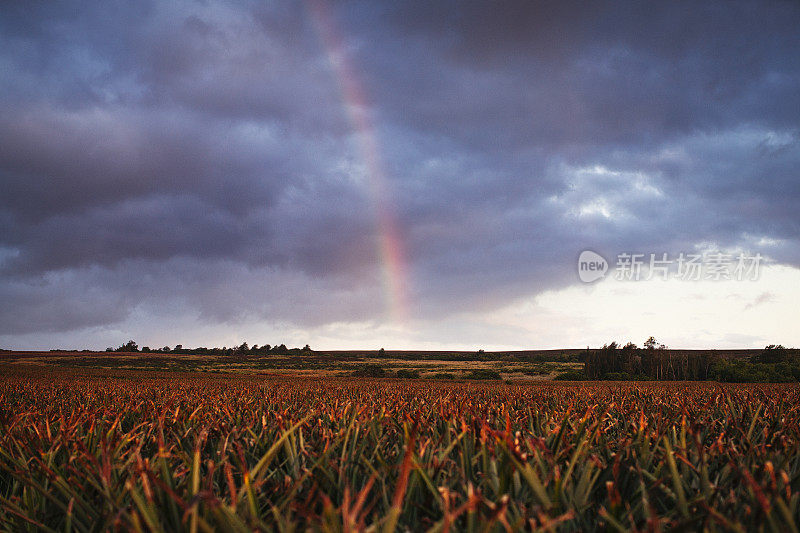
[744,292,776,310]
[0,0,799,347]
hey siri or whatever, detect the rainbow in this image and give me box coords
[306,0,411,323]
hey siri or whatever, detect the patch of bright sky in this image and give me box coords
[489,263,800,350]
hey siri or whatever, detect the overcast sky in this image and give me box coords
[1,1,799,351]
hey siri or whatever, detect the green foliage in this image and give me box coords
[586,340,798,382]
[751,344,791,364]
[464,369,502,380]
[115,339,139,352]
[108,341,318,356]
[711,360,800,383]
[395,369,420,379]
[586,338,715,381]
[602,371,632,381]
[708,346,799,382]
[351,364,388,377]
[554,370,653,381]
[553,370,587,381]
[601,372,652,381]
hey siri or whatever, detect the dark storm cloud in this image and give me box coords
[349,1,800,155]
[0,0,799,341]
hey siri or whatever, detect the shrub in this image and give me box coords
[465,369,502,380]
[428,372,456,380]
[553,370,587,381]
[396,369,420,379]
[711,361,798,383]
[521,366,551,376]
[351,364,387,378]
[602,372,632,381]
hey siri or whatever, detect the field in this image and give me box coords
[2,366,800,531]
[0,350,589,380]
[0,348,759,380]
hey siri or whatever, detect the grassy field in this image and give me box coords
[0,348,760,381]
[0,350,586,381]
[1,365,799,531]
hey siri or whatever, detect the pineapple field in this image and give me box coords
[1,368,799,531]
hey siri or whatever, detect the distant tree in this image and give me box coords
[236,342,249,355]
[117,340,138,352]
[378,348,385,356]
[141,346,151,353]
[584,342,620,379]
[753,345,790,364]
[644,337,657,350]
[105,347,114,352]
[161,346,171,353]
[302,344,312,353]
[174,344,183,352]
[586,336,720,381]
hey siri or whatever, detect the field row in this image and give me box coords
[1,371,799,531]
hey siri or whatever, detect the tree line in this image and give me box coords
[583,338,797,382]
[107,340,312,356]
